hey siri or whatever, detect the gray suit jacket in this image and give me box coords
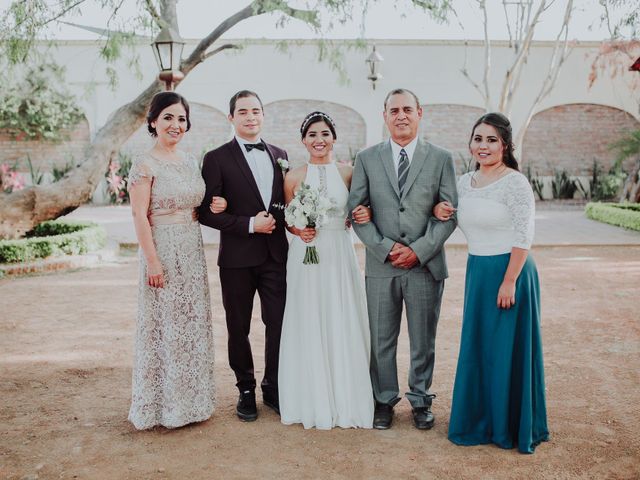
[348,138,458,280]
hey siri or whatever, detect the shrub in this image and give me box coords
[52,157,77,182]
[106,152,133,204]
[0,162,25,192]
[525,164,545,200]
[0,63,83,141]
[552,169,580,199]
[585,203,640,232]
[0,220,106,264]
[589,159,626,201]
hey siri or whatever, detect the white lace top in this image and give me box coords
[457,171,535,256]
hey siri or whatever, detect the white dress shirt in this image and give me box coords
[235,135,274,234]
[390,136,418,176]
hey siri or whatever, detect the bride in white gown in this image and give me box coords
[278,111,374,429]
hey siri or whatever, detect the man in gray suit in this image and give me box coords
[348,88,457,430]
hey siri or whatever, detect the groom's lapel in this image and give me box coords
[378,141,400,198]
[229,139,265,208]
[402,139,429,200]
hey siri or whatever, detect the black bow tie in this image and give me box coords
[244,142,265,152]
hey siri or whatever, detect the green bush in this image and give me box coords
[552,169,580,199]
[0,220,106,264]
[585,203,640,232]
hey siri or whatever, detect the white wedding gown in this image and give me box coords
[278,162,374,429]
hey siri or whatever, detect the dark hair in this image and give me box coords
[146,92,191,137]
[383,88,420,110]
[469,112,519,171]
[229,90,263,116]
[300,111,337,139]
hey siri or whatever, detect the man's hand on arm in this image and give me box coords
[253,211,276,234]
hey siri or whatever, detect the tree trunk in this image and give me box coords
[620,156,640,203]
[0,82,161,239]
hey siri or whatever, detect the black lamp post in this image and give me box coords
[366,45,384,90]
[151,24,185,91]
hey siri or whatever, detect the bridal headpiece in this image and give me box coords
[300,111,337,139]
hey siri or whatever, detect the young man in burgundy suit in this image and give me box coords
[199,90,288,421]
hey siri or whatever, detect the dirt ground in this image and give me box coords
[1,245,639,480]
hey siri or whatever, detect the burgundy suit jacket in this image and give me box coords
[198,138,289,268]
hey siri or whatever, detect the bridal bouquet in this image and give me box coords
[284,182,336,264]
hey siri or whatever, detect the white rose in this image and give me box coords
[294,210,308,229]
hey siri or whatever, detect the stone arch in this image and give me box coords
[120,102,230,160]
[0,114,91,174]
[263,99,367,168]
[383,104,485,174]
[522,103,640,175]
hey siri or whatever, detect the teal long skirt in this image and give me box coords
[447,253,549,454]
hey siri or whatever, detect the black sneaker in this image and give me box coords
[236,390,258,422]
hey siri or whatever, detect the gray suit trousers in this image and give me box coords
[366,271,444,408]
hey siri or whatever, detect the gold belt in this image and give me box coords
[149,208,197,226]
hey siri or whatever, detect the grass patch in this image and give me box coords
[0,220,106,264]
[585,203,640,232]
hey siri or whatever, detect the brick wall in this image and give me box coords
[263,100,367,169]
[120,102,230,161]
[522,104,640,175]
[0,117,91,173]
[383,104,485,174]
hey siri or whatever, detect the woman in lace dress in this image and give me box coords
[278,112,374,429]
[127,92,225,429]
[434,112,549,453]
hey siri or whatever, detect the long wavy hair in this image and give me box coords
[470,112,519,171]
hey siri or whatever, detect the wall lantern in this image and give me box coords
[151,24,185,91]
[366,45,384,90]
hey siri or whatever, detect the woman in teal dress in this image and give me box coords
[434,112,549,453]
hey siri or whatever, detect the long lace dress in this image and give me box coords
[127,152,215,429]
[278,162,374,429]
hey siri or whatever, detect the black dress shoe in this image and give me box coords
[236,390,258,422]
[263,395,280,416]
[373,403,393,430]
[412,406,434,430]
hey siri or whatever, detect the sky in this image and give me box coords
[0,0,622,41]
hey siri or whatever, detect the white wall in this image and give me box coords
[49,38,639,145]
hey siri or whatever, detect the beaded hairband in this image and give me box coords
[300,111,336,136]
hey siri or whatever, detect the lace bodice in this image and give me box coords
[128,152,205,213]
[457,171,535,255]
[305,162,348,230]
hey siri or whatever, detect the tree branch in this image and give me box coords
[142,0,162,27]
[180,0,318,76]
[480,0,491,110]
[202,43,242,60]
[515,0,574,151]
[12,0,88,30]
[498,0,547,114]
[159,0,179,30]
[460,66,485,99]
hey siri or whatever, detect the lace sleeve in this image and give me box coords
[128,155,154,187]
[504,173,535,250]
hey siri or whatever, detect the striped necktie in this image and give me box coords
[398,148,409,195]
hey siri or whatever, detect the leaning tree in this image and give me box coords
[458,0,575,151]
[0,0,453,239]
